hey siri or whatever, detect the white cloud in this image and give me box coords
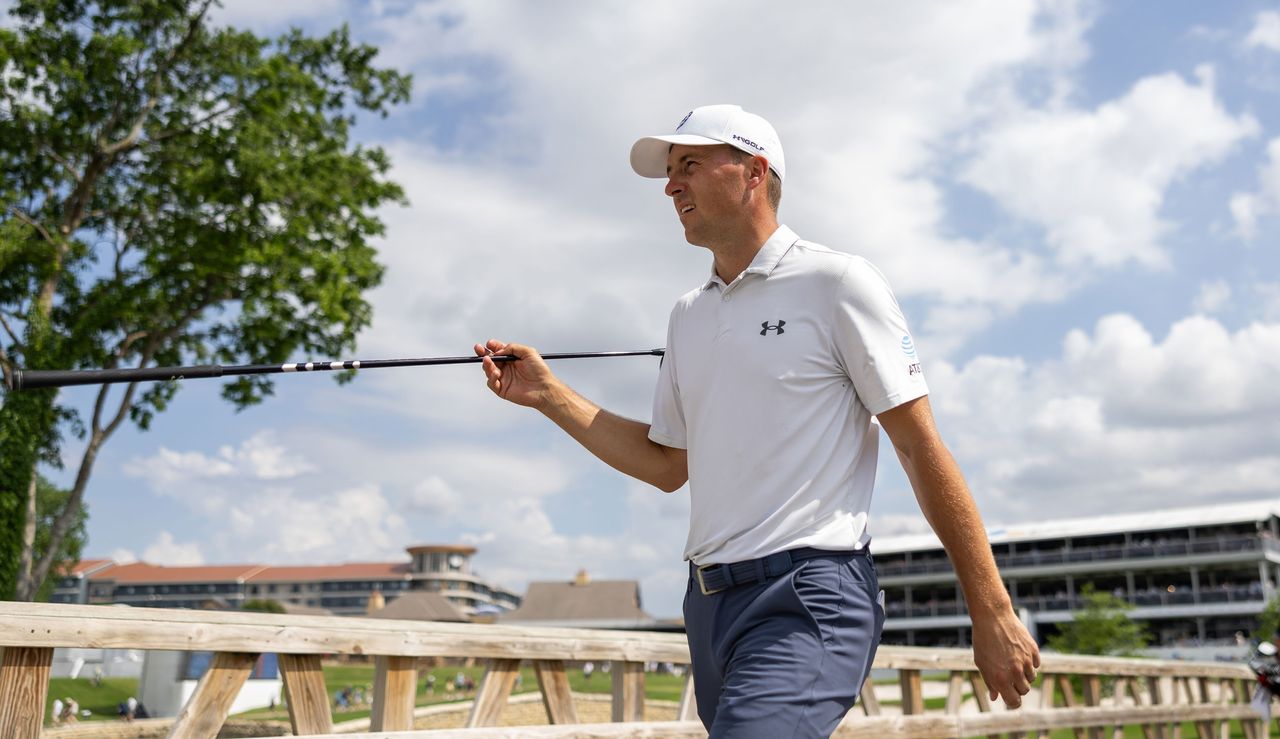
[927,313,1280,523]
[223,483,409,562]
[346,0,1096,361]
[210,0,345,30]
[1246,11,1280,52]
[1193,279,1231,314]
[142,531,205,566]
[109,548,138,565]
[1230,137,1280,240]
[122,431,311,488]
[963,66,1258,268]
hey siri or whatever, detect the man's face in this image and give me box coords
[663,144,751,246]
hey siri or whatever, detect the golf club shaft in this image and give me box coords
[6,349,666,391]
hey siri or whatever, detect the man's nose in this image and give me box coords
[665,177,683,198]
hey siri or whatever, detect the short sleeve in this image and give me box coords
[832,257,929,415]
[648,307,687,449]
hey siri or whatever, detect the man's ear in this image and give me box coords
[747,155,769,189]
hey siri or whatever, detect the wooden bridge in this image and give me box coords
[0,602,1269,738]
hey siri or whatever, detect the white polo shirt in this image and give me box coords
[649,225,928,565]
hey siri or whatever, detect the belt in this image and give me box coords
[693,547,867,596]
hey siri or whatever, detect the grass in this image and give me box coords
[230,661,688,723]
[44,677,138,723]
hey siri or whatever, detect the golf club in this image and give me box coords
[5,349,666,391]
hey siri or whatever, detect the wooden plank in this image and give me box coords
[0,602,1256,680]
[0,601,692,664]
[945,670,965,714]
[1082,676,1104,739]
[466,658,521,728]
[285,722,709,739]
[970,671,993,712]
[533,659,579,725]
[165,651,257,739]
[371,655,417,730]
[676,672,697,722]
[277,704,1270,739]
[860,677,881,716]
[0,646,52,739]
[278,654,333,735]
[899,669,924,715]
[1036,673,1056,739]
[611,661,645,722]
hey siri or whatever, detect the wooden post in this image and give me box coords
[611,661,644,722]
[899,669,924,715]
[677,672,698,722]
[533,659,579,725]
[278,654,332,735]
[166,651,258,739]
[466,658,520,728]
[1149,676,1168,739]
[946,670,966,715]
[860,677,881,716]
[1037,673,1057,739]
[371,654,417,730]
[1082,676,1104,739]
[0,646,52,739]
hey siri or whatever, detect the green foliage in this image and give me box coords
[1257,594,1280,643]
[33,475,89,602]
[1047,583,1149,657]
[0,0,411,598]
[241,599,285,613]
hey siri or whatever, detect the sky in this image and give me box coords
[13,0,1280,618]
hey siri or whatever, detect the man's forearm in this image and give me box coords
[537,380,687,492]
[898,440,1011,618]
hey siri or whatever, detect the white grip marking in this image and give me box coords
[281,364,295,372]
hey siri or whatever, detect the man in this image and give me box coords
[476,104,1039,737]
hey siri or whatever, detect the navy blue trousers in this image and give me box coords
[683,550,884,738]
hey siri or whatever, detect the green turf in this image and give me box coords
[44,677,138,723]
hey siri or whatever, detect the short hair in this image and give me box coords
[727,148,782,213]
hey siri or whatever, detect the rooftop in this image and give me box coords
[875,498,1280,554]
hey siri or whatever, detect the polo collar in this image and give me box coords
[702,224,799,290]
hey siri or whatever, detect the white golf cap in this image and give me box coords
[630,104,785,182]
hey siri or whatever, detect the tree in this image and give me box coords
[1257,594,1280,644]
[1048,584,1150,657]
[241,599,285,614]
[31,475,90,602]
[0,0,411,600]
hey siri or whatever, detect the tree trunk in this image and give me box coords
[14,468,38,601]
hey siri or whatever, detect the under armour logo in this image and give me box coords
[760,320,786,336]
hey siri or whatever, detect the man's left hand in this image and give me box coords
[971,609,1041,709]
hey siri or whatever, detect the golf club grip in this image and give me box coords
[12,364,226,390]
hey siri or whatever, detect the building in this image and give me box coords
[52,544,521,618]
[500,569,666,630]
[874,499,1280,648]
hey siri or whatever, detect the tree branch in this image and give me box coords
[42,147,83,184]
[148,103,239,144]
[6,206,57,246]
[99,0,217,157]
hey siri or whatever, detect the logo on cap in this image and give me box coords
[676,111,693,131]
[733,134,765,152]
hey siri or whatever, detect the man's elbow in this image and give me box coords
[655,470,687,493]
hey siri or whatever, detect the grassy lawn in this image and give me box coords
[231,661,688,723]
[44,677,138,722]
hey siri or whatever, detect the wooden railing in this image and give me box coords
[0,602,1268,738]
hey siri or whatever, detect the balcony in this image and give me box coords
[877,535,1275,577]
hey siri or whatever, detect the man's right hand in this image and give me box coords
[475,339,558,409]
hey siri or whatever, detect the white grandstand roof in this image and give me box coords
[873,498,1280,555]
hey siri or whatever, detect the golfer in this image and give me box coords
[477,104,1039,737]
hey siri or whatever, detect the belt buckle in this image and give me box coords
[696,565,725,595]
